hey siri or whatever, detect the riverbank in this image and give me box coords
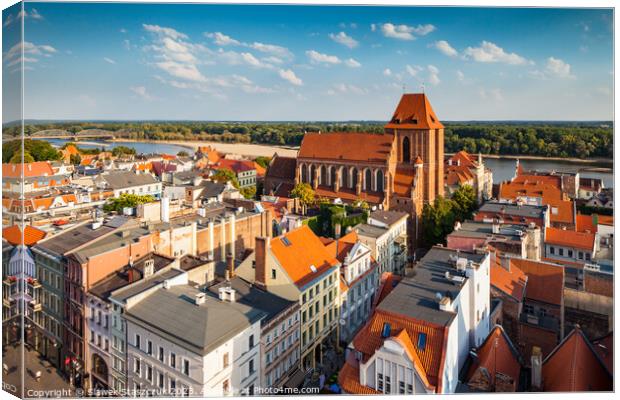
[110,139,299,158]
[453,152,613,166]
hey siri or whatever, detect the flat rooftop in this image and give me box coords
[477,202,547,219]
[377,247,486,327]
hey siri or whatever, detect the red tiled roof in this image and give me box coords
[324,231,358,262]
[491,260,527,302]
[2,162,54,178]
[385,93,444,130]
[467,326,522,391]
[270,225,340,288]
[513,174,562,189]
[3,225,47,246]
[448,150,477,168]
[393,167,417,197]
[545,227,595,251]
[298,132,394,164]
[314,186,384,205]
[265,155,297,180]
[338,354,381,395]
[510,259,563,306]
[352,308,447,390]
[592,332,613,374]
[499,181,574,224]
[542,327,612,392]
[217,159,255,173]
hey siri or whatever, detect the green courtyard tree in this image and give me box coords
[290,183,315,213]
[212,168,240,189]
[451,184,477,222]
[421,196,455,248]
[103,193,155,213]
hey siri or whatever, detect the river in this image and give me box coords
[40,138,614,188]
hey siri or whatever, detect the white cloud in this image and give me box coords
[328,83,368,95]
[463,41,532,65]
[3,41,57,69]
[433,40,458,57]
[383,68,392,76]
[205,32,241,46]
[406,65,422,77]
[120,28,127,34]
[344,58,361,68]
[5,8,44,27]
[370,24,377,32]
[279,69,303,86]
[104,57,116,64]
[329,32,359,49]
[249,42,292,59]
[130,86,154,100]
[427,65,440,86]
[306,50,341,65]
[143,24,188,40]
[544,57,574,79]
[380,23,435,41]
[155,60,206,82]
[456,70,465,82]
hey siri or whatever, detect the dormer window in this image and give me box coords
[417,332,427,351]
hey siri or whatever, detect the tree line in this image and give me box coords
[3,120,612,159]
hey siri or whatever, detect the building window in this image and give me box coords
[271,269,276,279]
[568,249,573,258]
[249,334,254,349]
[377,373,384,391]
[578,251,584,260]
[417,332,427,351]
[223,380,230,394]
[158,372,164,389]
[585,253,591,261]
[399,380,405,394]
[249,359,255,375]
[147,365,153,383]
[549,246,555,255]
[223,353,229,368]
[158,347,164,362]
[135,334,141,349]
[559,248,564,256]
[170,379,176,391]
[170,353,176,369]
[147,340,152,355]
[135,359,141,375]
[183,359,190,376]
[385,375,391,393]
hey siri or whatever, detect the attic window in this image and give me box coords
[381,322,391,338]
[430,115,436,123]
[417,333,427,351]
[281,237,292,246]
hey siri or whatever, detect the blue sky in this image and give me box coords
[2,3,614,122]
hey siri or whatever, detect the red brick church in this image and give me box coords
[265,93,445,246]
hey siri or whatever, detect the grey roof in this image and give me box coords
[377,247,487,327]
[33,216,131,256]
[125,284,266,355]
[370,210,408,226]
[179,254,212,271]
[197,181,226,199]
[172,170,203,181]
[90,253,176,300]
[354,223,388,239]
[451,221,525,241]
[477,202,547,219]
[109,268,185,303]
[207,276,297,323]
[102,171,158,190]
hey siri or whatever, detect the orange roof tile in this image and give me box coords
[576,213,597,233]
[510,259,563,306]
[298,132,394,164]
[217,159,255,173]
[324,231,358,262]
[393,167,416,197]
[499,181,574,224]
[545,227,595,250]
[352,308,447,389]
[2,162,54,178]
[513,174,562,190]
[2,225,47,246]
[448,150,477,168]
[314,186,384,205]
[491,261,527,302]
[253,162,267,177]
[270,225,340,288]
[338,355,381,395]
[542,327,612,392]
[385,93,444,130]
[467,326,522,391]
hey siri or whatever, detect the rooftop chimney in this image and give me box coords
[226,252,235,279]
[255,237,270,290]
[218,286,236,303]
[194,292,206,305]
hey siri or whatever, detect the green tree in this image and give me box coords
[290,183,315,212]
[103,193,155,213]
[254,156,271,169]
[10,150,35,163]
[240,186,257,200]
[69,154,82,165]
[2,139,60,163]
[421,196,455,248]
[451,185,477,222]
[212,168,240,189]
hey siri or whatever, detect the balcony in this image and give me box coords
[28,299,42,312]
[3,276,17,286]
[27,277,42,289]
